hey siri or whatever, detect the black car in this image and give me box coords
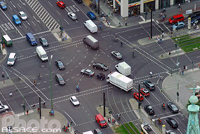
[55,74,65,85]
[167,102,179,113]
[74,0,82,3]
[39,37,48,47]
[166,130,176,134]
[189,11,200,19]
[55,60,65,70]
[144,105,155,115]
[81,69,95,77]
[96,73,105,80]
[111,51,122,60]
[143,80,155,91]
[166,118,178,128]
[92,62,108,71]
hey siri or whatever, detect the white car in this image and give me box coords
[0,105,9,112]
[70,96,80,106]
[67,12,77,20]
[18,11,27,20]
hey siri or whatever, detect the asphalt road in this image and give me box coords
[0,0,198,133]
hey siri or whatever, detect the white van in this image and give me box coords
[7,53,17,66]
[83,20,98,33]
[36,46,48,61]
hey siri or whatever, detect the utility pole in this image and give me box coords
[39,97,41,119]
[98,0,100,15]
[49,55,53,110]
[103,92,106,117]
[150,8,152,38]
[138,84,141,109]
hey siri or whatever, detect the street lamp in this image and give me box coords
[49,55,53,110]
[175,38,180,74]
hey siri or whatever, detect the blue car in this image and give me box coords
[172,22,185,30]
[12,15,21,25]
[87,12,96,20]
[0,1,7,10]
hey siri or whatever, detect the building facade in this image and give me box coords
[109,0,187,17]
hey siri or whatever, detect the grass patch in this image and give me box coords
[178,37,200,44]
[179,39,200,47]
[115,125,129,134]
[124,123,135,134]
[129,122,141,134]
[182,43,200,52]
[172,34,189,40]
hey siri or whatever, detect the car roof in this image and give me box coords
[71,96,76,99]
[9,53,16,58]
[56,74,62,77]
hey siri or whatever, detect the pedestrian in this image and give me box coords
[182,70,184,75]
[160,38,162,43]
[9,92,12,97]
[120,42,123,47]
[178,4,181,8]
[162,32,165,38]
[149,72,153,77]
[26,109,29,115]
[38,73,41,79]
[37,107,40,113]
[67,122,70,127]
[117,114,121,121]
[76,85,79,92]
[119,22,121,27]
[180,7,182,12]
[169,51,171,55]
[158,73,161,80]
[99,24,102,30]
[125,22,127,26]
[185,65,188,70]
[33,80,36,85]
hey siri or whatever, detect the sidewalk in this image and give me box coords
[0,108,73,134]
[84,0,200,28]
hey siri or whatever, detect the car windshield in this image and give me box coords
[58,62,63,66]
[171,17,174,20]
[16,19,20,22]
[59,77,64,81]
[41,54,47,58]
[30,38,35,42]
[148,106,153,109]
[116,53,121,56]
[8,58,14,62]
[73,98,78,102]
[1,3,6,6]
[21,13,26,17]
[42,39,47,43]
[172,105,178,110]
[100,120,106,124]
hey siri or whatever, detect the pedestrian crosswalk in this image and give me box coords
[25,0,80,31]
[25,0,60,31]
[1,22,15,31]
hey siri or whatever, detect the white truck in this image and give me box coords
[107,71,133,92]
[36,46,48,61]
[83,20,98,33]
[115,62,131,76]
[83,131,93,134]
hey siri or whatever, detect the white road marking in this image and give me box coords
[17,3,21,8]
[48,1,53,6]
[19,0,26,5]
[10,1,16,8]
[0,9,23,36]
[64,19,69,25]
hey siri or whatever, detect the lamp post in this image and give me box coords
[175,38,180,74]
[49,55,53,110]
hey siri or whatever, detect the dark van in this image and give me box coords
[83,35,99,50]
[169,14,184,24]
[26,33,37,46]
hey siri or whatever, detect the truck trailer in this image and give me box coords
[115,62,131,76]
[107,71,133,92]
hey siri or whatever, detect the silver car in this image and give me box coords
[18,11,27,20]
[67,12,77,20]
[0,105,9,112]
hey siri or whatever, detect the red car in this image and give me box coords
[140,88,150,97]
[56,1,66,9]
[133,93,144,101]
